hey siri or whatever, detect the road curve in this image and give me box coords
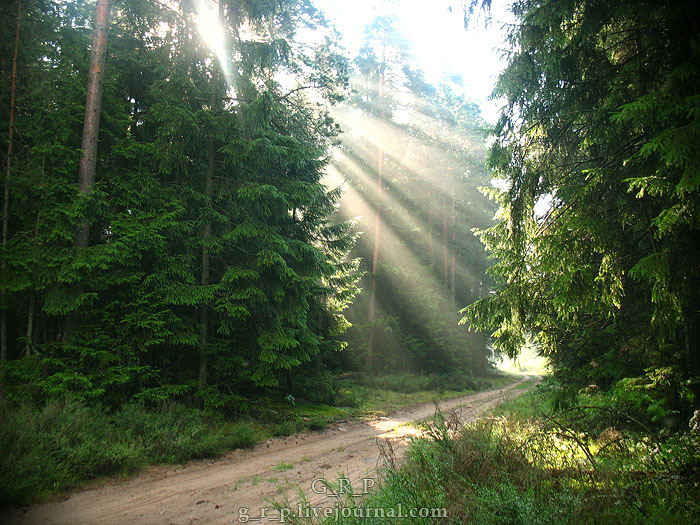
[4,375,532,525]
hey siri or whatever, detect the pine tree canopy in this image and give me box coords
[462,0,700,414]
[0,0,359,407]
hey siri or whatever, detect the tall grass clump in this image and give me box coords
[327,381,700,525]
[0,399,259,509]
[1,399,136,508]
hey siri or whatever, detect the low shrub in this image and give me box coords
[0,399,259,509]
[331,386,365,408]
[305,417,328,431]
[271,420,302,436]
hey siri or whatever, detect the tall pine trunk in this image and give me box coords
[199,134,215,388]
[75,0,110,248]
[367,39,386,371]
[1,0,22,389]
[450,193,456,303]
[428,189,434,270]
[367,143,383,370]
[442,198,448,288]
[199,0,224,388]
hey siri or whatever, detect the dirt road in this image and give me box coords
[4,376,532,524]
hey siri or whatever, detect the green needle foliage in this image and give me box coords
[462,0,700,419]
[0,0,358,409]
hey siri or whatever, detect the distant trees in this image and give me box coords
[335,15,495,376]
[353,15,403,369]
[464,0,700,416]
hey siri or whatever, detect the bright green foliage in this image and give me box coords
[0,0,358,408]
[463,0,700,416]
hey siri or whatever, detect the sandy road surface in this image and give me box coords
[4,376,532,525]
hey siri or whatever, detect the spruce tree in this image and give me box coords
[463,0,700,414]
[0,0,358,408]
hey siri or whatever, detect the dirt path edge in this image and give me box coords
[4,375,534,525]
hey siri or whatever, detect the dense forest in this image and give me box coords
[1,0,699,519]
[0,0,495,412]
[0,0,494,411]
[463,0,700,421]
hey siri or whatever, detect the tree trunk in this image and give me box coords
[75,0,110,248]
[199,0,224,389]
[1,0,22,386]
[198,305,208,387]
[442,198,448,288]
[367,39,386,371]
[25,293,34,357]
[367,157,381,370]
[199,136,215,389]
[450,193,456,303]
[428,189,434,270]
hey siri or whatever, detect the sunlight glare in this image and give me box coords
[497,343,549,375]
[196,0,233,87]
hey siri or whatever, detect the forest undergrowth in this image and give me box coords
[0,371,511,509]
[308,377,700,524]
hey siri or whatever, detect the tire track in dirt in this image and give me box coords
[4,376,533,525]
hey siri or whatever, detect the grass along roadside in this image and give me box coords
[348,373,518,415]
[0,372,518,510]
[296,377,700,525]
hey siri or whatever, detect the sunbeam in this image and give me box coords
[195,0,233,87]
[331,105,487,200]
[328,160,482,308]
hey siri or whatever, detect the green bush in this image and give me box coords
[331,386,365,408]
[225,422,258,449]
[305,417,328,431]
[289,370,337,406]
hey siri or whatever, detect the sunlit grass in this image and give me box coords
[316,379,700,525]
